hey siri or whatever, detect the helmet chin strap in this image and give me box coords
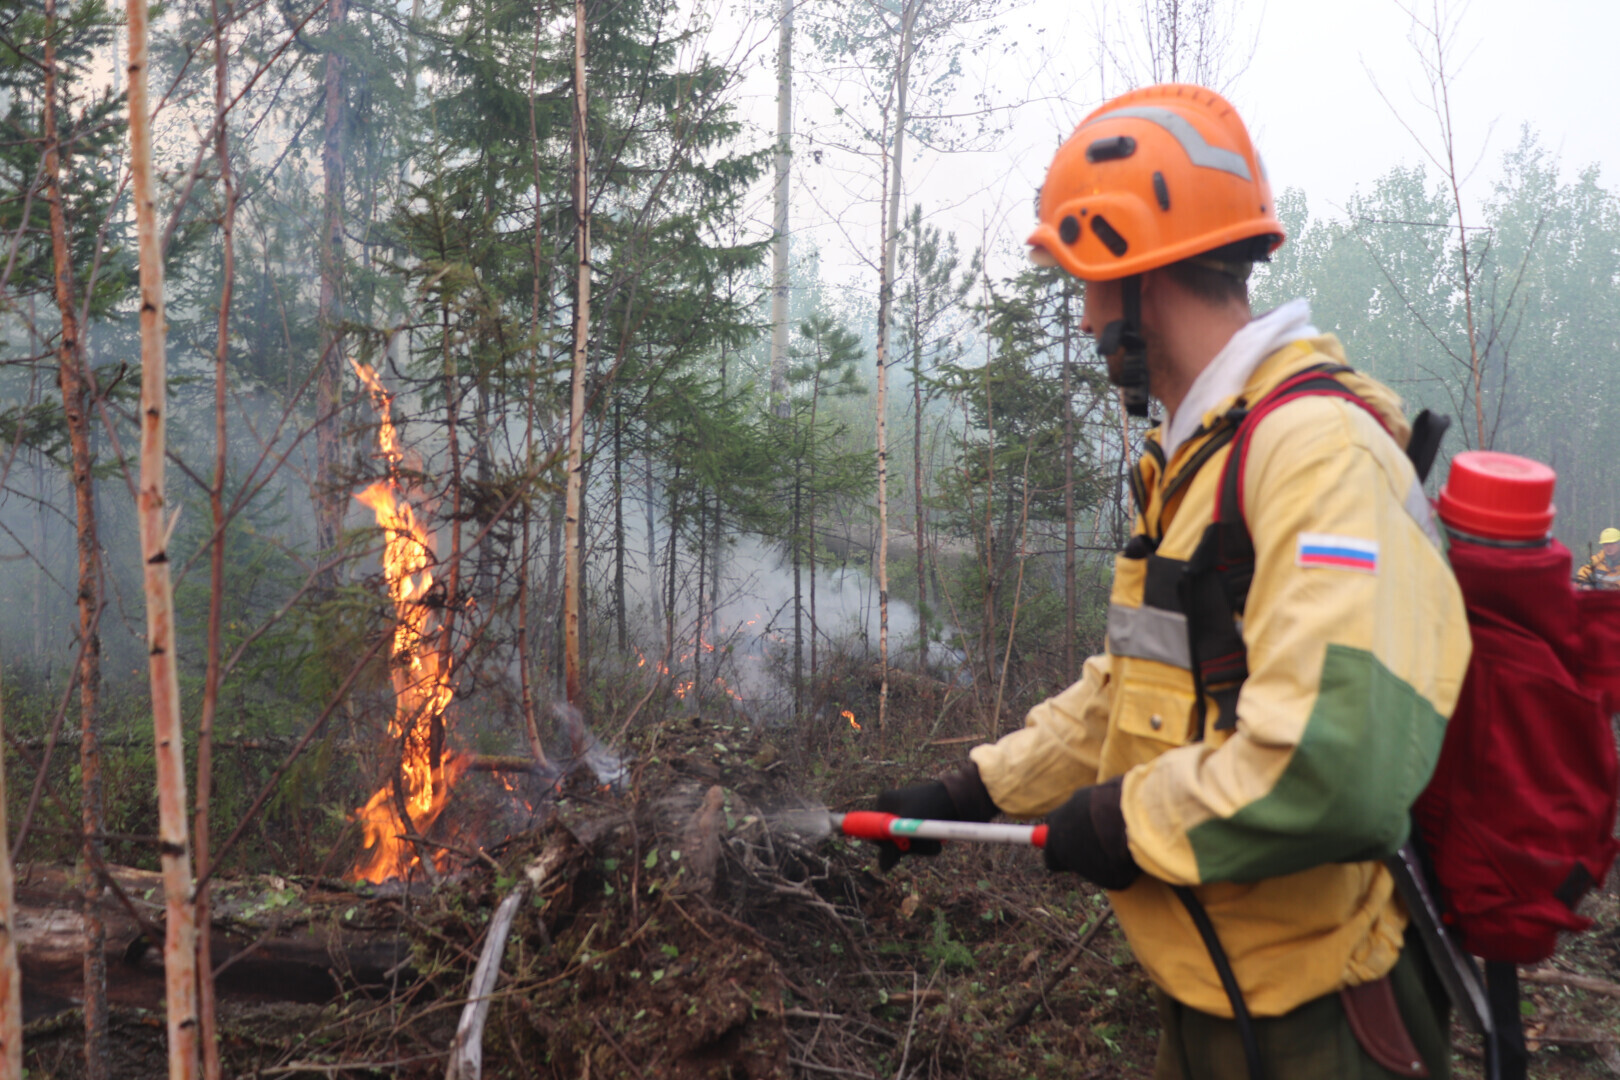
[1098,275,1150,418]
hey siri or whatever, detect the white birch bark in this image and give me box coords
[563,0,590,705]
[767,0,793,417]
[129,0,200,1070]
[875,0,919,730]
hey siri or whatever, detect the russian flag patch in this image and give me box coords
[1296,532,1379,574]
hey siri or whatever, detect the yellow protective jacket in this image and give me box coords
[971,335,1471,1018]
[1576,551,1620,588]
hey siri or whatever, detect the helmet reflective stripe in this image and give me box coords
[1084,105,1253,181]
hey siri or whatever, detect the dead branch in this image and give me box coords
[1005,910,1115,1030]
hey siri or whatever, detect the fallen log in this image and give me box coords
[12,864,408,1022]
[1518,967,1620,999]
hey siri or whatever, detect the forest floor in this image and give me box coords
[19,712,1620,1079]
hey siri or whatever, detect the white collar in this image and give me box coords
[1160,298,1318,462]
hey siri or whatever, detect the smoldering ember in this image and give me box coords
[3,0,1620,1077]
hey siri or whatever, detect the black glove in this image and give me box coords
[1042,776,1140,890]
[873,762,998,871]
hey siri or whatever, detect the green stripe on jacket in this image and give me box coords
[1187,644,1448,885]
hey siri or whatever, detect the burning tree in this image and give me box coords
[349,360,465,884]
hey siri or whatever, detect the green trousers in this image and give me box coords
[1153,934,1451,1080]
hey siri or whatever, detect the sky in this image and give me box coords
[720,0,1619,300]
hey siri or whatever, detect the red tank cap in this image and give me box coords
[1436,450,1556,541]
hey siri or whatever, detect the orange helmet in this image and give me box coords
[1028,84,1284,281]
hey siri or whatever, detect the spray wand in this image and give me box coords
[830,811,1047,850]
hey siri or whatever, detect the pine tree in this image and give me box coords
[781,314,869,716]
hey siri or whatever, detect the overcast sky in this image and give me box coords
[722,0,1614,301]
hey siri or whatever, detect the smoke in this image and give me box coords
[551,700,628,789]
[615,532,967,722]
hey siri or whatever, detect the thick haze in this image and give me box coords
[728,0,1614,295]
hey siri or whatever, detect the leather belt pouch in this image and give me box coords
[1339,975,1429,1077]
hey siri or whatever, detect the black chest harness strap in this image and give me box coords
[1124,365,1450,1080]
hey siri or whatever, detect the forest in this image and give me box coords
[1,0,1619,1076]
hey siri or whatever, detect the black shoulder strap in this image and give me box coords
[1182,366,1393,736]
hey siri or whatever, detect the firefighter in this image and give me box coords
[1575,527,1620,588]
[874,85,1471,1079]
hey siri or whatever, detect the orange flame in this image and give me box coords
[349,358,460,883]
[842,709,861,731]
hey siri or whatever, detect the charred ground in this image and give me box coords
[17,714,1620,1079]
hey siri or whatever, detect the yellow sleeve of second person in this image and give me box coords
[970,653,1112,818]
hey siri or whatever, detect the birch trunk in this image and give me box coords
[194,7,235,1075]
[767,0,792,417]
[1061,286,1076,685]
[41,8,107,1071]
[313,0,347,574]
[912,317,926,668]
[874,0,919,731]
[0,669,22,1077]
[563,0,590,705]
[129,0,200,1068]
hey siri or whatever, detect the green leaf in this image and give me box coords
[644,849,659,870]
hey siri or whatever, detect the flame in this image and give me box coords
[349,358,460,883]
[630,614,779,708]
[842,709,861,731]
